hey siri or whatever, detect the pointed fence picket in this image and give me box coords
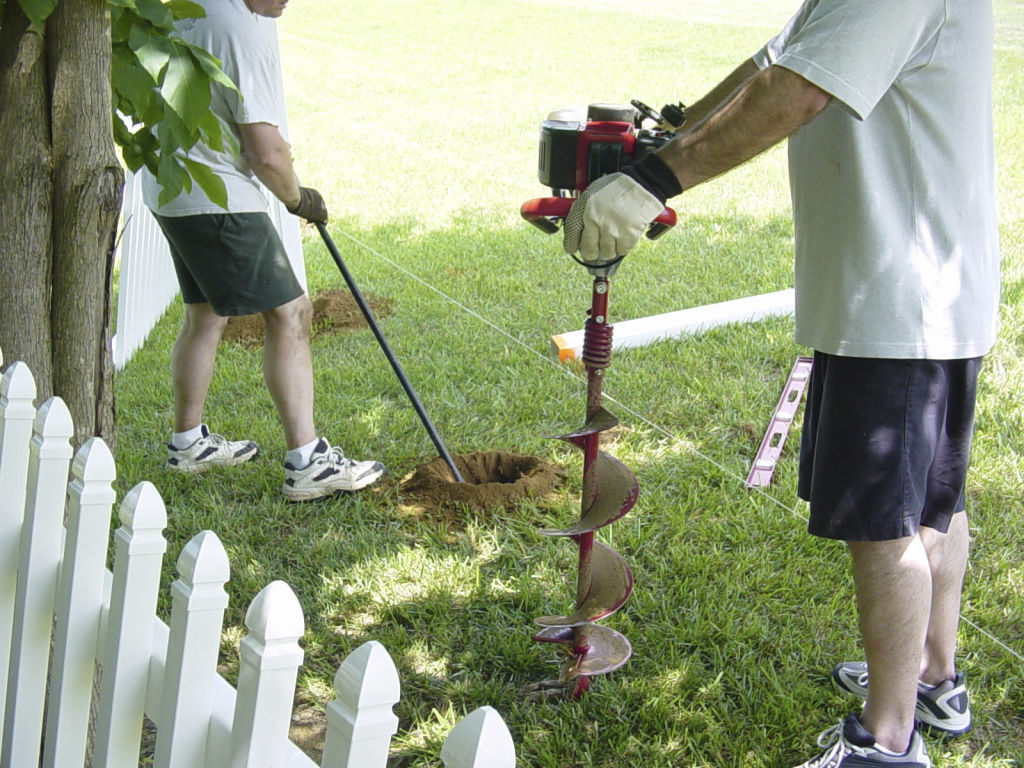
[0,349,516,767]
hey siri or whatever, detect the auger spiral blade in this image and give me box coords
[534,540,633,627]
[532,274,638,698]
[547,405,619,441]
[540,450,638,537]
[532,624,633,680]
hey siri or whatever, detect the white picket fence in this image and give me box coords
[0,348,516,767]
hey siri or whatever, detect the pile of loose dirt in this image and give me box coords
[222,288,391,348]
[399,451,566,515]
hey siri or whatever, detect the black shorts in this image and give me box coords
[798,352,981,542]
[155,212,304,317]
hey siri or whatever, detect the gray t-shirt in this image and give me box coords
[754,0,1000,358]
[142,0,286,216]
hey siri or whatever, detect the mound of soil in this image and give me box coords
[222,288,391,348]
[400,451,565,515]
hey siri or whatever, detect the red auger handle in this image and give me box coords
[520,197,677,239]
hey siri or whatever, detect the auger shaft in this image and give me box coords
[531,259,638,699]
[572,277,612,696]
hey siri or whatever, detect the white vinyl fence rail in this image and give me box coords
[0,348,515,768]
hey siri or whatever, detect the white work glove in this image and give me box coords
[562,172,665,263]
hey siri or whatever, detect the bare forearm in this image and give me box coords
[250,151,301,208]
[658,65,829,192]
[676,58,760,135]
[239,122,301,209]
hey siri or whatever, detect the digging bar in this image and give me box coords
[314,222,464,484]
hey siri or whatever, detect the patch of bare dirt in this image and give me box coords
[399,451,566,520]
[222,288,391,348]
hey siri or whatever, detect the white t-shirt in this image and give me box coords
[754,0,1000,358]
[142,0,286,216]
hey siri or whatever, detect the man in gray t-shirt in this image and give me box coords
[563,1,998,765]
[142,0,385,499]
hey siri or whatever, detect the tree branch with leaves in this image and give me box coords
[0,0,237,445]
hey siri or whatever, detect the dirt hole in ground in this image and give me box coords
[399,451,566,519]
[222,288,391,348]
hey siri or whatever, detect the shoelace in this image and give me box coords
[806,723,854,767]
[316,445,356,468]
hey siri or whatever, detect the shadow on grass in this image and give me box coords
[112,209,1024,766]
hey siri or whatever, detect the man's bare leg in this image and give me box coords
[919,511,969,684]
[172,302,228,432]
[848,535,931,754]
[262,295,316,450]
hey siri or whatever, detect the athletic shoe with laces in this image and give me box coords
[794,714,931,768]
[832,661,972,736]
[165,425,258,473]
[282,438,384,500]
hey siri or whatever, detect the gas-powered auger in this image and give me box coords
[521,101,682,697]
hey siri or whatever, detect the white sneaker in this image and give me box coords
[832,661,972,736]
[165,425,258,474]
[282,438,384,500]
[794,714,931,768]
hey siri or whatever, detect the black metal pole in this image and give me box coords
[315,222,464,484]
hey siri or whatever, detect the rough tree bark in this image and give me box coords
[47,0,124,447]
[0,0,123,448]
[0,1,54,398]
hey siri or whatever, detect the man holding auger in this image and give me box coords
[563,1,999,765]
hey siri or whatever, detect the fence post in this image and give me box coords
[0,397,74,768]
[42,438,117,768]
[92,481,168,768]
[0,360,37,728]
[440,707,516,768]
[154,530,230,768]
[321,640,400,768]
[229,580,305,768]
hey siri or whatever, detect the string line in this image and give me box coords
[330,225,1024,669]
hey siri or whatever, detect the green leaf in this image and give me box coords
[165,0,205,20]
[160,42,210,130]
[187,43,240,94]
[133,0,173,30]
[182,157,228,209]
[111,45,158,115]
[128,23,173,82]
[196,109,225,152]
[109,5,136,44]
[156,145,189,207]
[159,108,197,154]
[16,0,58,30]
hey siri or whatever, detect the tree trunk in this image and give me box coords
[47,0,123,448]
[0,0,121,449]
[0,1,54,400]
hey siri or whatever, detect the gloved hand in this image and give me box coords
[562,153,681,263]
[287,186,328,223]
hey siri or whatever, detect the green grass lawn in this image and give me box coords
[113,1,1024,765]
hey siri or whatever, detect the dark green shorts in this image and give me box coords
[154,212,304,316]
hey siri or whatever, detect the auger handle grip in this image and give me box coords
[520,196,677,239]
